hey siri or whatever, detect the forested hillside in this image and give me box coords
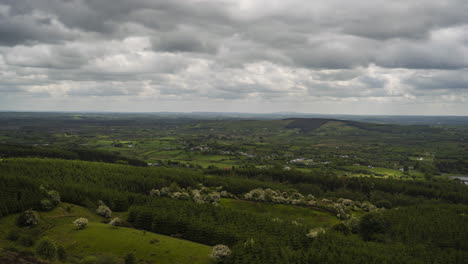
[1,157,467,263]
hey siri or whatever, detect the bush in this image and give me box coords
[306,227,325,239]
[375,200,392,209]
[361,201,377,212]
[57,245,67,261]
[36,237,57,260]
[73,217,89,229]
[16,210,39,227]
[346,216,361,233]
[331,223,351,235]
[109,217,122,227]
[19,235,36,247]
[359,211,389,241]
[6,230,20,241]
[210,244,231,262]
[124,253,136,264]
[47,190,61,206]
[96,205,112,218]
[40,199,54,211]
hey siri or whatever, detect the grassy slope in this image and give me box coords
[219,198,340,228]
[0,203,212,264]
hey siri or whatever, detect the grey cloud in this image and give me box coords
[3,44,88,69]
[405,70,468,91]
[0,4,78,46]
[0,0,468,114]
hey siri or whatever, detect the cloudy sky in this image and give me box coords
[1,0,468,115]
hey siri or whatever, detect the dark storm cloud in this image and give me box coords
[0,0,468,113]
[0,4,77,46]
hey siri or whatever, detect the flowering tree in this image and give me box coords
[96,205,112,218]
[17,210,39,227]
[40,199,54,211]
[149,189,160,197]
[361,201,377,212]
[109,217,122,227]
[73,217,88,229]
[47,190,61,206]
[210,244,231,261]
[306,227,325,239]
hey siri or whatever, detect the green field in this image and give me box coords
[0,203,212,264]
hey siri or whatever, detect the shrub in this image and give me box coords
[375,200,392,209]
[19,235,36,247]
[96,205,112,218]
[109,217,122,227]
[149,238,160,244]
[57,245,67,261]
[210,244,231,262]
[40,199,54,211]
[361,201,377,212]
[160,187,170,196]
[169,182,181,192]
[36,237,57,260]
[124,253,136,264]
[244,189,265,201]
[47,190,61,206]
[6,230,20,241]
[73,217,89,229]
[359,211,389,241]
[346,216,361,233]
[16,210,39,227]
[149,189,160,197]
[206,192,221,203]
[331,223,351,235]
[306,227,325,239]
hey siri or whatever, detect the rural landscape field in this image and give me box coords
[0,112,467,263]
[2,0,468,263]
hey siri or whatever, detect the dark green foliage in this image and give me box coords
[210,167,468,205]
[6,230,20,241]
[16,210,39,227]
[124,253,136,264]
[331,223,351,235]
[0,144,147,167]
[128,199,310,247]
[375,199,392,209]
[284,118,331,132]
[0,177,43,217]
[35,237,57,260]
[40,199,54,211]
[359,211,389,241]
[57,245,67,261]
[18,234,36,247]
[46,190,61,206]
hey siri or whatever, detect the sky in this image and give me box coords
[1,0,468,115]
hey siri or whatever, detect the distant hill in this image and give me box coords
[283,118,442,134]
[284,118,336,132]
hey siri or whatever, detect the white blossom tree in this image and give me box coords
[96,205,112,218]
[73,217,88,229]
[210,244,231,261]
